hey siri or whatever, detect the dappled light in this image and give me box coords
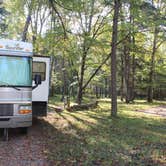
[0,0,165,165]
[42,101,166,165]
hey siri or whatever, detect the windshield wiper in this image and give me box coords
[0,81,21,91]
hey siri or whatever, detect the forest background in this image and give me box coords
[0,0,165,116]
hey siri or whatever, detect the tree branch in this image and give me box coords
[82,33,129,90]
[49,0,67,39]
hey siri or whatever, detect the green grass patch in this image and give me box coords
[43,100,166,165]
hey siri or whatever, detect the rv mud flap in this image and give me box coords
[32,101,47,117]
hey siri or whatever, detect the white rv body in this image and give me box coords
[0,39,33,56]
[32,56,50,116]
[0,39,50,130]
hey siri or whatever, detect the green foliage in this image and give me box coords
[0,3,9,37]
[2,0,166,100]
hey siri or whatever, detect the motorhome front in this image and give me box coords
[0,39,50,140]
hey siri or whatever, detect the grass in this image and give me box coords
[43,99,166,166]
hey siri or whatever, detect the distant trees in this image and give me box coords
[0,1,8,37]
[2,0,166,111]
[146,0,166,102]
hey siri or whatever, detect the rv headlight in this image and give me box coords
[19,105,32,114]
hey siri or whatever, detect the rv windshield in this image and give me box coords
[0,56,32,87]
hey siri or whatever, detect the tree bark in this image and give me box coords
[124,41,132,104]
[131,53,136,101]
[61,56,68,101]
[110,0,120,117]
[49,0,67,39]
[77,44,87,104]
[120,53,125,101]
[22,0,33,41]
[22,15,32,41]
[147,27,158,102]
[129,3,136,102]
[50,56,55,97]
[105,77,108,97]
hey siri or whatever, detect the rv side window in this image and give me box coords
[32,62,46,81]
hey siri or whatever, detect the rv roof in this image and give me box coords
[0,39,33,57]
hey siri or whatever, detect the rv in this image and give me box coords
[0,39,50,140]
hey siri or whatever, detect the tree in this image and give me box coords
[0,1,9,37]
[143,0,166,102]
[3,0,165,102]
[110,0,120,117]
[22,0,33,41]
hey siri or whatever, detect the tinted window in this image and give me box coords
[0,56,32,86]
[32,62,46,81]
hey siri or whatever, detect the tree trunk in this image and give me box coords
[124,42,131,104]
[22,1,33,41]
[131,54,136,101]
[77,45,87,104]
[61,56,68,101]
[120,53,125,101]
[147,27,158,102]
[105,77,108,97]
[49,56,55,97]
[110,0,120,117]
[95,86,99,98]
[129,3,136,102]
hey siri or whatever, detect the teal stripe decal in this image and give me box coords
[0,49,33,54]
[0,98,31,101]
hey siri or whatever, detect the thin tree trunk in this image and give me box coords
[95,86,99,98]
[22,15,31,41]
[77,45,87,104]
[50,56,55,97]
[22,1,33,41]
[49,0,67,39]
[110,0,120,117]
[131,54,136,101]
[105,77,108,97]
[76,0,95,104]
[124,42,131,104]
[120,53,125,101]
[147,27,158,102]
[130,3,136,102]
[61,56,68,101]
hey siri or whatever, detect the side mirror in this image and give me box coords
[34,74,42,85]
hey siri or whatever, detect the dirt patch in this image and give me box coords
[136,105,166,117]
[0,118,49,166]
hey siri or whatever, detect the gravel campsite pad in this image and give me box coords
[136,105,166,117]
[0,119,49,166]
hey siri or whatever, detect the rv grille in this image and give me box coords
[0,104,13,116]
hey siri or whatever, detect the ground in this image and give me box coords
[0,119,48,166]
[0,100,166,166]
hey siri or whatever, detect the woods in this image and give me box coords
[1,0,166,115]
[0,1,165,165]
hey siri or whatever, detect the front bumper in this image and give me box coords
[0,115,32,128]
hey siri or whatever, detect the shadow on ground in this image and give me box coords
[0,118,49,166]
[0,102,165,166]
[42,106,166,166]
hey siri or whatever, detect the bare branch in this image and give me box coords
[49,0,67,39]
[82,34,130,90]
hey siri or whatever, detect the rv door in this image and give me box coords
[32,56,50,116]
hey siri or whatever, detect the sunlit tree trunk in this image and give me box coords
[147,26,158,102]
[77,44,87,104]
[110,0,120,117]
[22,0,33,41]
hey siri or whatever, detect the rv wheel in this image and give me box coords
[3,128,9,141]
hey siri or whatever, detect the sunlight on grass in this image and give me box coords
[44,99,166,165]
